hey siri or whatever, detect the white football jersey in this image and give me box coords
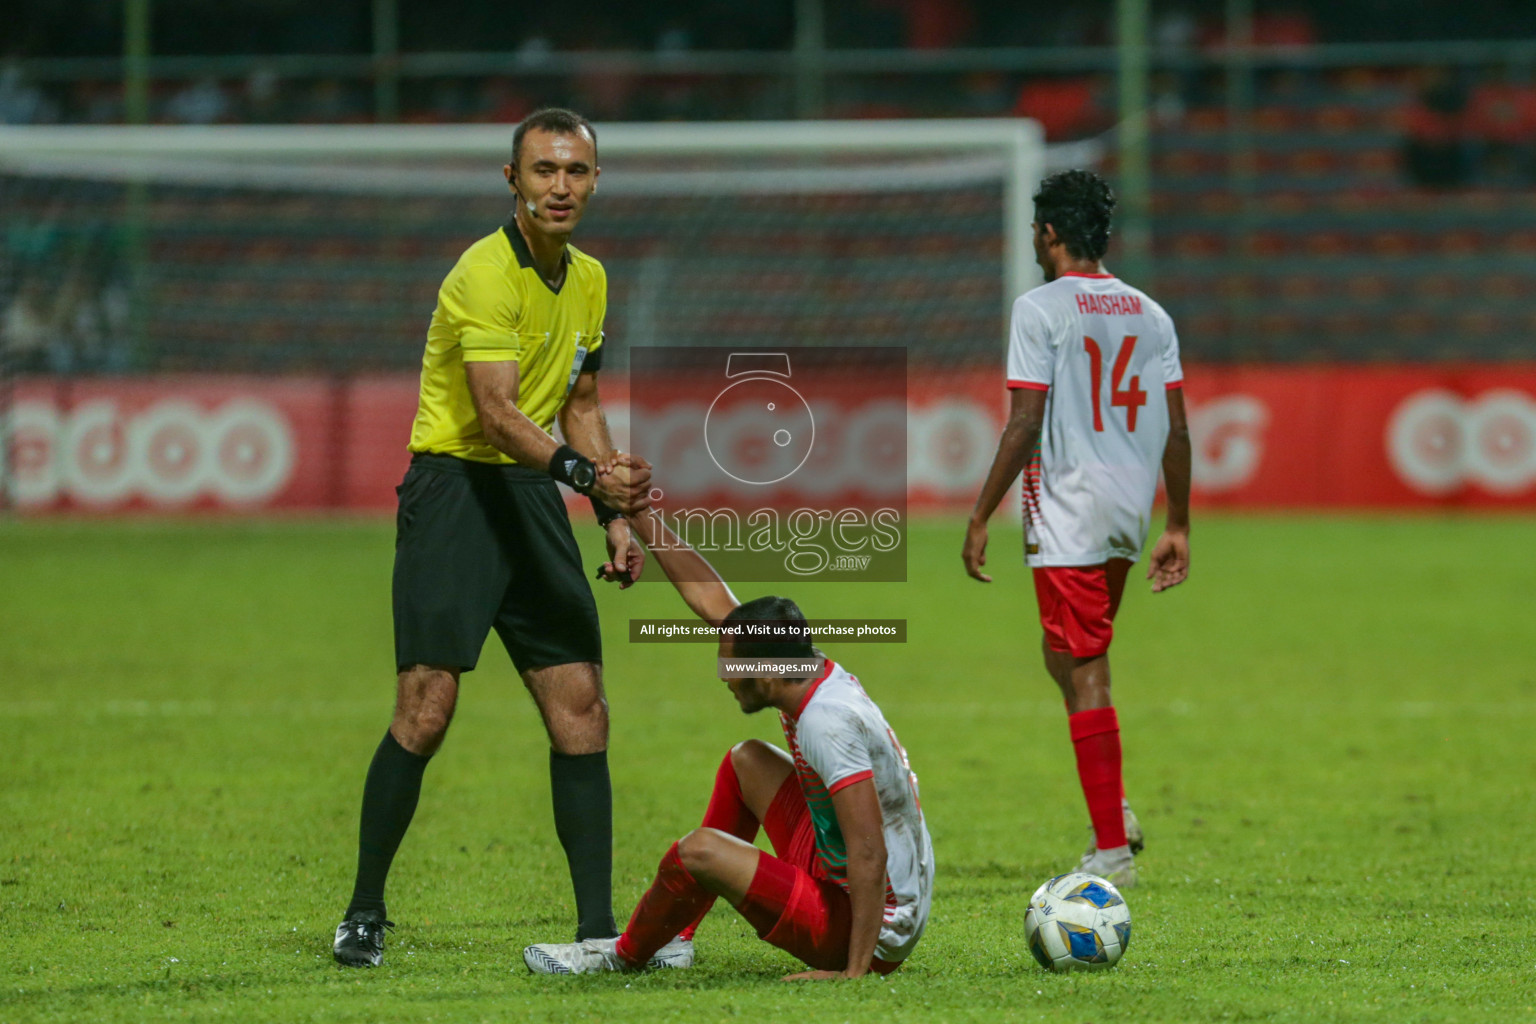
[780,660,933,965]
[1006,272,1183,567]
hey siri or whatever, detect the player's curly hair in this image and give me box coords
[722,596,816,662]
[1033,169,1116,261]
[511,107,597,168]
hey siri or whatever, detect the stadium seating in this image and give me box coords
[5,64,1534,371]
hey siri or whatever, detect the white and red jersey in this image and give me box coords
[779,659,933,965]
[1006,272,1183,567]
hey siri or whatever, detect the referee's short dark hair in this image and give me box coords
[722,596,816,661]
[1033,169,1117,261]
[512,108,597,167]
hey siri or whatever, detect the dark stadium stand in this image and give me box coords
[5,49,1536,371]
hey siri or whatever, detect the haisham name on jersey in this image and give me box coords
[1074,293,1143,317]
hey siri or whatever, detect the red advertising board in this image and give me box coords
[6,365,1536,513]
[7,377,336,511]
[1182,365,1536,508]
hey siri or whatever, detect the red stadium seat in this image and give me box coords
[1481,274,1524,301]
[1244,230,1293,257]
[1367,230,1418,259]
[1312,104,1372,134]
[1265,190,1313,215]
[1438,229,1482,256]
[1156,150,1220,178]
[1253,106,1303,133]
[1171,232,1225,258]
[1278,274,1325,301]
[1303,231,1355,257]
[1452,310,1502,339]
[1501,229,1536,254]
[1184,108,1227,134]
[1344,274,1396,303]
[1285,148,1341,178]
[1196,192,1240,216]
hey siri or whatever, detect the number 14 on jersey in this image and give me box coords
[1083,335,1148,432]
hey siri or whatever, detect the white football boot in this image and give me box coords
[523,937,628,974]
[1079,845,1138,889]
[522,936,695,974]
[647,936,695,969]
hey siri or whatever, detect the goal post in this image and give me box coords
[0,119,1071,513]
[0,120,1047,369]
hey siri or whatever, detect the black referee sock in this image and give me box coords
[346,730,431,919]
[550,749,617,940]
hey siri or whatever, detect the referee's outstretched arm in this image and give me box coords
[625,509,740,625]
[465,359,650,513]
[558,369,619,470]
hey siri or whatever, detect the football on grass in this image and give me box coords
[1024,871,1131,972]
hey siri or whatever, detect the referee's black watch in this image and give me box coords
[549,443,598,495]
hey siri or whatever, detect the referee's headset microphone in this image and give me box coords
[511,177,538,219]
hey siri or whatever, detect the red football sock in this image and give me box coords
[614,843,714,968]
[736,851,797,938]
[1069,706,1127,850]
[673,751,761,942]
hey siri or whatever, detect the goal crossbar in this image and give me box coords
[0,119,1047,315]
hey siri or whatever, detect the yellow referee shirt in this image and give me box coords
[408,218,607,464]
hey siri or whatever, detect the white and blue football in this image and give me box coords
[1024,871,1132,972]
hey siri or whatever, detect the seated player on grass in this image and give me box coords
[522,505,933,980]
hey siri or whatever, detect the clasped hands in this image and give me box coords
[590,451,653,514]
[593,451,653,589]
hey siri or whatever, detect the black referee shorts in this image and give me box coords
[392,453,602,674]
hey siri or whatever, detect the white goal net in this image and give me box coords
[0,120,1058,375]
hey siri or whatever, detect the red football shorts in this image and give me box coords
[750,774,902,975]
[1032,558,1132,658]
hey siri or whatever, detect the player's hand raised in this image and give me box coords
[592,451,652,514]
[1146,528,1190,593]
[962,517,992,583]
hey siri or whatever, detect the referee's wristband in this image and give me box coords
[548,444,597,495]
[589,496,623,528]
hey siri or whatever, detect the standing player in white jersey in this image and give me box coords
[523,502,933,979]
[963,170,1192,888]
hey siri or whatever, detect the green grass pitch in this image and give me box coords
[2,514,1533,1023]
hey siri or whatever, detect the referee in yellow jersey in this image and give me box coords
[334,108,652,968]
